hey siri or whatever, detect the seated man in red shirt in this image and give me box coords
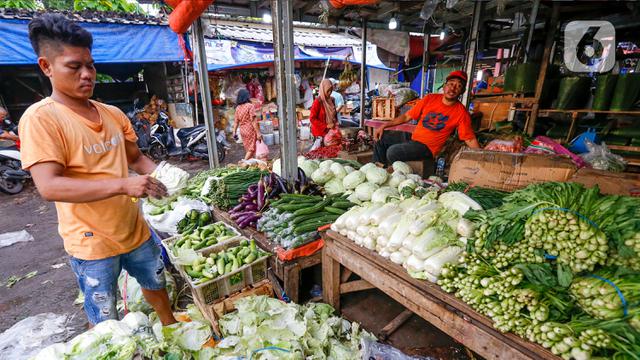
[373,70,480,177]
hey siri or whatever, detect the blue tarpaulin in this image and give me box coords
[0,19,183,65]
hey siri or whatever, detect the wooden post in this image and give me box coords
[283,263,301,303]
[322,244,341,310]
[527,3,560,135]
[566,111,580,143]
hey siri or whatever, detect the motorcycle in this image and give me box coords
[147,112,176,161]
[176,124,229,163]
[0,119,30,194]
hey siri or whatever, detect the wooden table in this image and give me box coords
[213,207,322,303]
[322,230,557,360]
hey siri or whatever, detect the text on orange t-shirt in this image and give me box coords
[18,98,150,260]
[406,94,476,156]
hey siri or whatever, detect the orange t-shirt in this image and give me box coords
[406,94,476,156]
[19,98,150,260]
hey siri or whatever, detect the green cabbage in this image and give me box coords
[330,162,347,179]
[342,170,366,190]
[325,178,345,195]
[299,160,319,177]
[355,182,379,201]
[311,168,333,185]
[364,166,388,185]
[392,161,413,175]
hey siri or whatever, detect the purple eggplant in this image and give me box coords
[231,203,246,213]
[244,203,258,212]
[238,213,260,228]
[276,176,288,194]
[257,179,265,209]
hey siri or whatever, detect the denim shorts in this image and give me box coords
[69,238,166,325]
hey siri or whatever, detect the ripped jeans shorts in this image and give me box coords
[69,238,166,325]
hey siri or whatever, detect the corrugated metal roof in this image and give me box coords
[205,22,362,47]
[0,8,167,26]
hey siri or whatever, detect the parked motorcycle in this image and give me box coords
[176,124,229,163]
[0,119,30,194]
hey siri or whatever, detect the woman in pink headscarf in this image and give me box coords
[308,79,338,151]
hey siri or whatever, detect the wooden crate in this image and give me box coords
[372,97,396,120]
[337,150,373,164]
[193,279,274,337]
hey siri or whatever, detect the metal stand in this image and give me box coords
[271,0,299,182]
[192,18,220,168]
[359,19,368,127]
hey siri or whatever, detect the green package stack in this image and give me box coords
[592,74,618,110]
[504,63,539,94]
[610,73,640,111]
[555,76,591,110]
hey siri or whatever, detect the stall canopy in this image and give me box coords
[203,22,392,71]
[0,18,183,66]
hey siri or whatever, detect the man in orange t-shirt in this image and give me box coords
[19,14,176,326]
[373,71,480,177]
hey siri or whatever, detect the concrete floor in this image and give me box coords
[0,141,472,359]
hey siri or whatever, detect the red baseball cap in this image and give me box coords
[446,70,468,83]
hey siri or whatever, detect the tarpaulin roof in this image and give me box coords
[0,18,183,66]
[204,38,393,72]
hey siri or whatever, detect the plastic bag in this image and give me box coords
[0,313,73,360]
[256,140,269,160]
[0,230,34,248]
[118,270,176,314]
[324,127,343,147]
[524,136,588,168]
[420,0,439,20]
[142,197,209,235]
[580,140,626,172]
[484,137,523,153]
[360,337,435,360]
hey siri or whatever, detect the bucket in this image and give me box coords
[273,130,280,144]
[263,133,275,146]
[299,126,310,140]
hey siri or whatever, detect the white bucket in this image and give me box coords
[299,126,310,140]
[263,133,275,146]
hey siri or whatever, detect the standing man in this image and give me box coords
[19,14,176,326]
[373,70,480,177]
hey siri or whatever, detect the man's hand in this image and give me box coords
[123,175,168,199]
[373,126,385,141]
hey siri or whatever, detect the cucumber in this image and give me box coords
[324,206,346,215]
[330,201,353,209]
[294,223,324,235]
[297,214,338,227]
[225,262,233,274]
[187,269,202,279]
[243,252,256,264]
[292,213,320,225]
[217,258,226,275]
[292,199,331,216]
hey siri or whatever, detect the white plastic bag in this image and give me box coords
[143,197,209,235]
[580,140,626,172]
[0,230,34,248]
[0,313,73,360]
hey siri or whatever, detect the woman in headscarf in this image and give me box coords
[232,89,263,159]
[308,79,338,151]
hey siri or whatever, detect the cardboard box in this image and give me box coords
[569,168,640,196]
[449,150,578,192]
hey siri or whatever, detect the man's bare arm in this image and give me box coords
[125,140,158,175]
[30,162,166,203]
[373,113,413,141]
[465,138,481,149]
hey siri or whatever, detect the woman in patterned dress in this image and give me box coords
[232,89,263,160]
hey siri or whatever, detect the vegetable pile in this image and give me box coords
[331,190,481,281]
[34,306,213,360]
[197,295,372,360]
[434,182,640,359]
[207,168,269,210]
[173,220,237,254]
[182,239,268,284]
[258,194,354,250]
[230,171,323,229]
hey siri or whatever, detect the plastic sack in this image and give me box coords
[420,0,439,20]
[360,337,435,360]
[0,230,34,248]
[0,313,73,360]
[256,140,269,160]
[143,197,209,235]
[484,137,523,153]
[276,239,324,261]
[580,140,626,172]
[324,127,343,147]
[524,136,588,168]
